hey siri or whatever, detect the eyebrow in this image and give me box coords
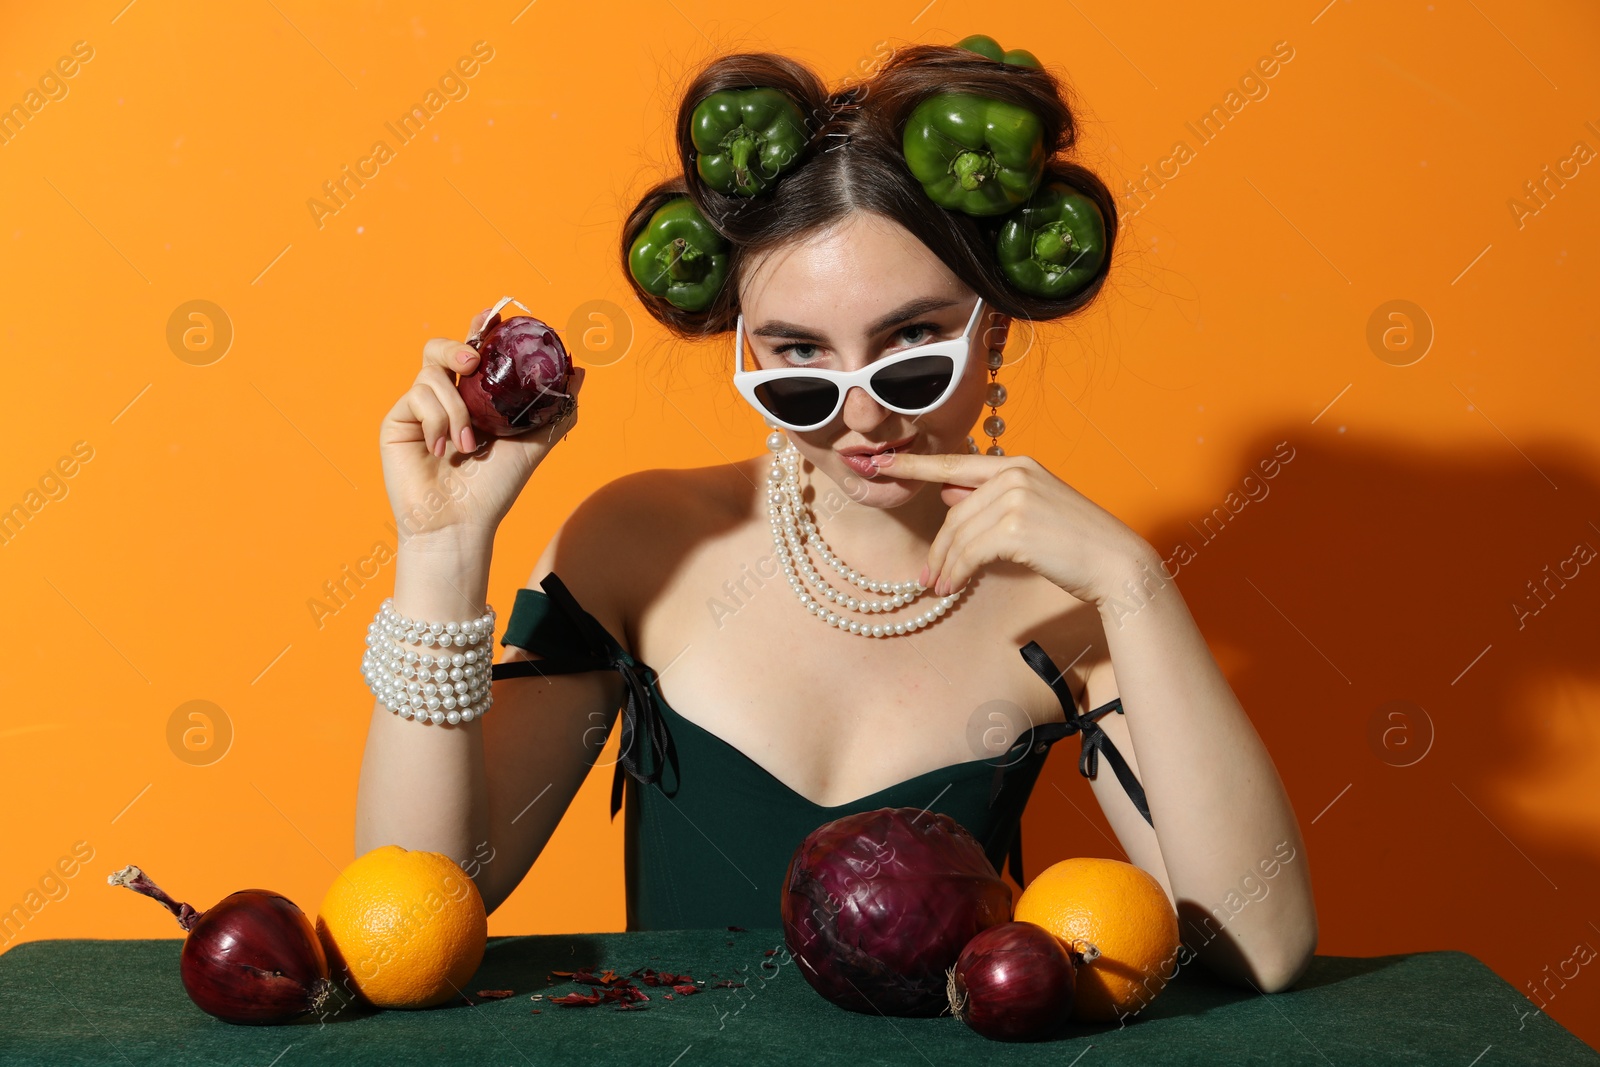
[749,296,960,342]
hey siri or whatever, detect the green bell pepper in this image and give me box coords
[995,182,1107,298]
[902,92,1045,217]
[954,33,1042,69]
[691,88,809,197]
[627,197,729,312]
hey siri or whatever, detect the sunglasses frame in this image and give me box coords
[733,296,987,432]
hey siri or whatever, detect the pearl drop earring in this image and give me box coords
[979,343,1007,456]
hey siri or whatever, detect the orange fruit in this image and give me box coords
[1014,857,1180,1022]
[315,844,487,1009]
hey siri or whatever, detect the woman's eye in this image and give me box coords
[768,322,941,365]
[773,342,822,365]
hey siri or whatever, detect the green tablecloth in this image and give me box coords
[2,928,1595,1065]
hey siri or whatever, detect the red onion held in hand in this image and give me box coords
[781,806,1013,1017]
[109,864,333,1025]
[947,920,1084,1041]
[457,295,574,438]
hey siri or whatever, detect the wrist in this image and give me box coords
[1091,543,1170,614]
[393,528,496,622]
[395,521,496,559]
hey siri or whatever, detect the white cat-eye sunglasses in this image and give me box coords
[732,297,986,431]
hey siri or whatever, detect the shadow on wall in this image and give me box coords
[1022,427,1600,1044]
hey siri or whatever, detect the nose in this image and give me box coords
[839,384,892,436]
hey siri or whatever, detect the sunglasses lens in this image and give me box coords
[871,355,956,410]
[754,377,840,427]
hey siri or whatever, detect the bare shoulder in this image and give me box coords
[517,461,756,654]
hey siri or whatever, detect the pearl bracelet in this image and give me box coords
[362,598,497,726]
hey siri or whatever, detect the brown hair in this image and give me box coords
[619,43,1118,339]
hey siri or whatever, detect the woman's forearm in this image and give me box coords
[353,530,496,868]
[1098,549,1318,992]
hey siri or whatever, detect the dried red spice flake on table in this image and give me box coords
[476,989,515,999]
[727,925,746,932]
[711,980,745,988]
[614,1003,650,1011]
[551,983,654,1007]
[630,967,698,987]
[530,1008,542,1014]
[764,949,778,957]
[543,962,717,1008]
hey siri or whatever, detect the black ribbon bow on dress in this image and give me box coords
[986,641,1154,886]
[988,641,1153,827]
[490,573,675,820]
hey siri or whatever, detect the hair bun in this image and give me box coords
[675,54,828,210]
[689,87,810,197]
[994,177,1107,298]
[901,91,1046,217]
[627,195,729,312]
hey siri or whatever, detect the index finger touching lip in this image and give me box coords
[873,450,991,487]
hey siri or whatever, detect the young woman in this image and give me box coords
[355,43,1317,992]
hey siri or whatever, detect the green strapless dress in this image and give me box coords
[492,572,1150,931]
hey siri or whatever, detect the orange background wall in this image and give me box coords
[3,0,1597,1046]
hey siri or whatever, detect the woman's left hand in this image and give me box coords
[873,451,1151,607]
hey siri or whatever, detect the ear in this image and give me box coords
[982,308,1012,351]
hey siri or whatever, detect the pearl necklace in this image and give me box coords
[766,431,964,638]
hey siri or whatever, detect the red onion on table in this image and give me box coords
[457,295,574,438]
[781,807,1013,1017]
[109,864,333,1025]
[946,920,1086,1041]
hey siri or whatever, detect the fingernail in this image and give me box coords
[434,436,445,457]
[919,564,929,586]
[458,349,473,365]
[459,426,475,453]
[875,451,895,466]
[936,578,948,596]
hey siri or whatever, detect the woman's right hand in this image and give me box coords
[379,307,585,544]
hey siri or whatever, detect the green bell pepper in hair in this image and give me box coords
[954,33,1042,69]
[628,197,729,312]
[902,91,1045,216]
[691,88,809,197]
[996,182,1107,298]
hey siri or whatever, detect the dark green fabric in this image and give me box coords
[2,934,1594,1065]
[500,584,1077,931]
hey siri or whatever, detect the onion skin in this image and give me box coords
[109,865,333,1026]
[947,921,1076,1041]
[458,313,573,437]
[781,807,1013,1017]
[180,890,333,1025]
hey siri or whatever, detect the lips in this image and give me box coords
[837,434,916,458]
